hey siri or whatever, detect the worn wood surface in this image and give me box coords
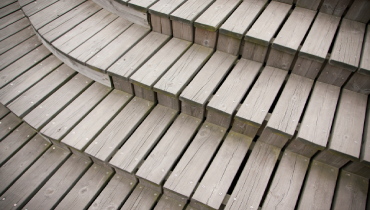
[314,149,349,168]
[154,195,186,210]
[0,27,34,55]
[128,0,158,12]
[18,0,34,7]
[345,0,370,23]
[266,48,295,70]
[170,0,215,24]
[0,17,30,41]
[0,10,25,30]
[320,0,352,16]
[0,2,20,19]
[172,20,194,42]
[22,0,59,16]
[149,0,186,18]
[361,97,370,166]
[241,40,269,62]
[121,184,160,210]
[0,0,17,8]
[296,0,321,10]
[0,112,22,141]
[0,104,9,119]
[216,33,242,55]
[194,27,218,48]
[317,63,352,87]
[291,56,323,79]
[345,73,370,95]
[358,24,370,76]
[342,161,370,179]
[150,14,172,35]
[285,138,318,158]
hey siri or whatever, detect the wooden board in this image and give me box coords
[22,0,59,16]
[170,0,215,24]
[18,0,34,7]
[86,24,150,72]
[54,164,114,210]
[0,27,34,55]
[23,73,93,131]
[285,138,319,158]
[23,155,91,210]
[128,0,158,12]
[0,17,30,41]
[328,89,367,160]
[154,195,186,210]
[0,135,50,195]
[0,10,25,30]
[358,24,370,76]
[297,82,340,150]
[41,82,111,141]
[297,160,339,210]
[262,150,309,210]
[62,89,132,151]
[331,170,369,210]
[121,184,160,210]
[320,0,352,17]
[85,97,154,163]
[0,104,9,119]
[342,161,370,179]
[191,131,252,210]
[163,122,226,200]
[345,72,370,94]
[109,105,177,174]
[299,13,340,63]
[345,0,370,23]
[149,0,186,18]
[224,141,280,210]
[296,0,322,10]
[314,149,350,168]
[361,97,370,166]
[0,123,35,166]
[0,146,70,210]
[150,14,172,35]
[172,20,194,42]
[291,56,324,79]
[0,112,22,141]
[107,32,170,79]
[0,0,17,9]
[317,63,352,87]
[7,64,76,118]
[89,174,136,210]
[0,2,20,19]
[136,113,202,187]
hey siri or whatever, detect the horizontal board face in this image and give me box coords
[170,0,215,23]
[128,0,158,11]
[345,0,370,23]
[0,27,35,55]
[320,0,351,17]
[0,2,20,19]
[0,10,25,30]
[0,17,30,41]
[149,0,186,17]
[22,0,59,16]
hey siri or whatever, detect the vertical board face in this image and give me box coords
[320,0,352,17]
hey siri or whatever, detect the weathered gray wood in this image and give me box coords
[296,0,322,10]
[299,13,340,63]
[206,59,261,128]
[109,105,177,174]
[154,195,186,210]
[0,0,17,9]
[111,76,134,94]
[128,0,158,12]
[69,17,132,64]
[121,184,160,210]
[0,27,34,55]
[23,74,93,131]
[18,0,34,7]
[0,112,22,141]
[266,48,295,70]
[136,113,201,187]
[0,146,70,210]
[345,0,370,23]
[216,33,242,55]
[24,155,91,210]
[85,97,154,163]
[361,97,370,166]
[297,82,340,150]
[172,20,194,42]
[0,10,24,30]
[345,73,370,94]
[320,0,352,16]
[8,64,76,118]
[22,0,58,16]
[314,149,349,168]
[194,27,218,48]
[285,138,318,158]
[273,0,294,3]
[170,0,215,24]
[262,150,309,210]
[331,170,369,210]
[317,63,352,87]
[55,164,114,210]
[28,0,86,30]
[241,40,269,63]
[233,67,287,138]
[62,89,133,152]
[89,174,136,210]
[328,89,367,160]
[297,160,339,210]
[0,104,9,119]
[291,56,323,79]
[358,24,370,76]
[342,161,370,179]
[86,24,150,72]
[133,84,156,102]
[224,141,280,210]
[107,32,170,79]
[192,131,252,210]
[149,0,186,18]
[41,82,111,141]
[0,123,35,166]
[0,17,30,41]
[0,2,20,19]
[150,14,172,35]
[0,135,50,195]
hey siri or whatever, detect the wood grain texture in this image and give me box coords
[192,131,252,210]
[154,195,186,210]
[85,97,154,162]
[136,113,201,186]
[128,0,158,12]
[320,0,352,16]
[0,0,17,9]
[150,14,172,35]
[0,10,24,30]
[262,150,309,210]
[358,24,370,76]
[55,164,114,210]
[157,92,181,110]
[291,56,323,79]
[328,89,367,160]
[342,161,370,179]
[0,17,30,41]
[170,0,215,24]
[133,84,156,102]
[172,20,194,42]
[18,0,34,7]
[0,2,20,19]
[299,13,340,63]
[317,63,352,87]
[121,184,160,210]
[62,90,133,151]
[164,122,226,199]
[41,82,111,141]
[297,82,340,150]
[216,33,242,55]
[241,40,268,62]
[0,104,9,119]
[361,97,370,166]
[313,149,349,168]
[266,48,295,70]
[194,27,218,48]
[0,27,34,55]
[0,112,21,141]
[149,0,186,18]
[22,0,58,16]
[285,138,318,158]
[345,0,370,23]
[296,0,321,10]
[224,141,280,210]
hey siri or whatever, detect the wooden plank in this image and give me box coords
[262,150,309,210]
[328,89,367,160]
[180,51,237,119]
[0,0,17,9]
[342,161,370,179]
[0,27,34,55]
[154,195,186,210]
[0,10,25,30]
[358,24,370,76]
[224,141,280,210]
[345,72,370,94]
[150,14,172,35]
[0,104,10,119]
[170,0,215,24]
[0,2,20,19]
[69,17,132,64]
[285,137,318,158]
[149,0,186,18]
[18,0,34,7]
[0,17,30,41]
[331,170,369,210]
[40,82,111,141]
[23,74,93,131]
[0,35,41,70]
[0,135,50,195]
[107,32,170,80]
[54,164,114,210]
[22,0,59,16]
[136,113,202,188]
[89,174,136,210]
[299,13,340,63]
[7,64,76,118]
[314,149,350,168]
[0,113,22,141]
[128,0,158,12]
[297,160,339,210]
[85,97,154,163]
[39,1,102,42]
[164,122,226,201]
[62,89,133,152]
[172,20,194,42]
[109,105,177,174]
[216,33,242,55]
[0,146,70,210]
[296,0,322,10]
[320,0,352,16]
[28,0,86,30]
[191,131,252,210]
[317,62,352,87]
[121,184,160,210]
[345,0,370,23]
[23,155,91,210]
[207,58,262,128]
[291,56,324,79]
[233,67,287,138]
[296,82,340,150]
[86,24,150,72]
[361,97,370,166]
[0,123,35,166]
[194,27,218,48]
